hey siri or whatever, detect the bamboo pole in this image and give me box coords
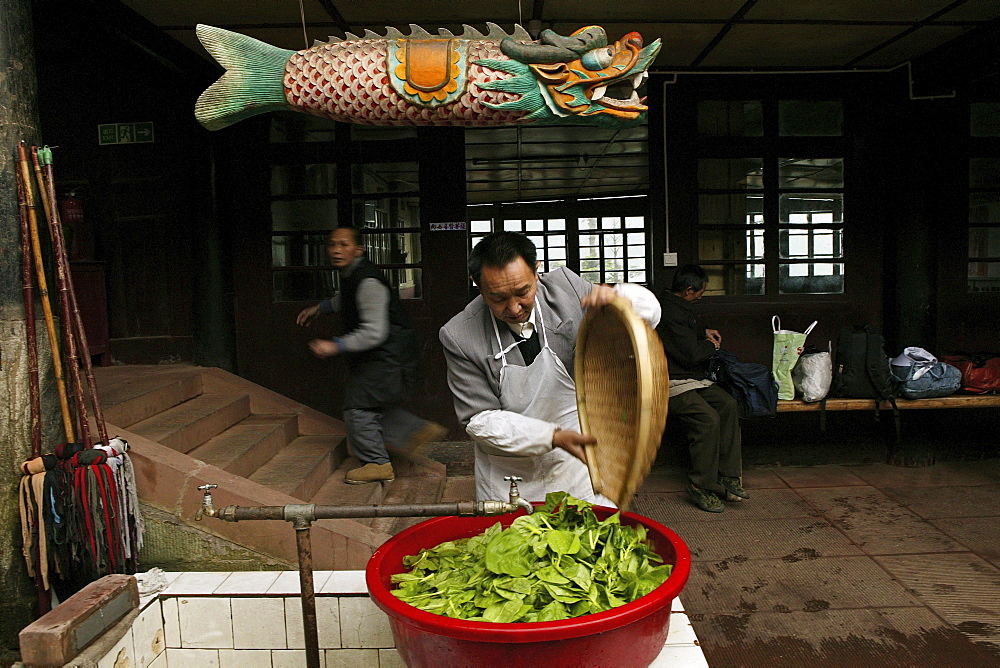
[37,146,107,447]
[16,142,75,443]
[16,151,41,456]
[32,146,91,448]
[17,148,51,616]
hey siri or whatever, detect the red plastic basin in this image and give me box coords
[366,506,691,668]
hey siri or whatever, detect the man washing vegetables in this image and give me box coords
[439,232,660,505]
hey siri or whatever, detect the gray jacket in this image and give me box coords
[439,267,593,427]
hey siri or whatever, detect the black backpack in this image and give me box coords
[830,325,900,400]
[709,349,779,418]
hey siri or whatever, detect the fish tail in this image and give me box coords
[195,24,296,131]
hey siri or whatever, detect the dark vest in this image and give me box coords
[339,258,421,409]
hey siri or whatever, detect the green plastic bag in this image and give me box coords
[772,316,817,400]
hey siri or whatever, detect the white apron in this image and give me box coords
[475,298,615,507]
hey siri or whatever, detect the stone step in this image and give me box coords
[369,475,448,535]
[188,414,299,478]
[307,457,390,526]
[127,393,251,454]
[98,369,203,427]
[248,435,344,501]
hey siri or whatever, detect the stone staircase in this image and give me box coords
[91,364,466,570]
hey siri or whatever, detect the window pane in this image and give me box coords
[702,264,765,295]
[272,164,337,196]
[580,234,600,246]
[601,217,622,229]
[526,219,544,231]
[970,193,1000,223]
[971,103,1000,137]
[272,233,329,267]
[699,194,764,225]
[697,100,763,137]
[779,194,843,225]
[549,234,566,247]
[361,231,422,264]
[504,219,522,231]
[549,219,567,231]
[779,158,844,189]
[698,158,764,189]
[270,111,337,143]
[581,246,600,259]
[970,159,1000,189]
[779,228,842,260]
[470,219,492,233]
[354,197,420,228]
[969,227,1000,257]
[779,263,845,294]
[272,269,336,301]
[272,200,338,231]
[628,270,647,282]
[778,100,843,136]
[699,229,764,261]
[549,247,567,261]
[968,262,1000,292]
[625,216,645,229]
[626,232,645,245]
[605,271,624,283]
[579,217,598,230]
[581,272,601,283]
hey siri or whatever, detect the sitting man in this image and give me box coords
[439,231,661,504]
[656,264,747,513]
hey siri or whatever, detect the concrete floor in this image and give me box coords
[424,420,1000,667]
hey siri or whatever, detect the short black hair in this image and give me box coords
[670,264,708,293]
[334,226,363,246]
[468,232,537,284]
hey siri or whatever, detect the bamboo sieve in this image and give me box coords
[575,296,669,511]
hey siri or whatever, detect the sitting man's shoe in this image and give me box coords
[345,462,395,485]
[686,482,724,513]
[403,422,448,453]
[718,475,750,502]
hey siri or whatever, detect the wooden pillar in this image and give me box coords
[0,0,58,650]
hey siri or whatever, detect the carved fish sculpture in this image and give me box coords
[195,23,660,130]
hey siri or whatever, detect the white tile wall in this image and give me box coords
[177,597,234,649]
[218,649,273,668]
[324,648,378,668]
[161,597,181,649]
[95,627,134,668]
[215,571,282,595]
[338,597,394,649]
[132,600,166,667]
[165,648,220,667]
[283,598,305,650]
[89,571,708,667]
[232,597,287,649]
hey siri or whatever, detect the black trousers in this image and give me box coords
[668,383,742,493]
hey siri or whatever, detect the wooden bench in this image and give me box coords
[777,394,1000,412]
[776,394,1000,464]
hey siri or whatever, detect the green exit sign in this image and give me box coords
[98,122,154,145]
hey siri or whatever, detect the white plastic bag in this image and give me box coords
[792,348,832,402]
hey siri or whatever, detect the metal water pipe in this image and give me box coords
[196,478,533,668]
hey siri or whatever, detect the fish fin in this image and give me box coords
[195,24,295,131]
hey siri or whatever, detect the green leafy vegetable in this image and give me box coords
[390,492,672,622]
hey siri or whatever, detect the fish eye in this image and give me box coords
[581,47,614,71]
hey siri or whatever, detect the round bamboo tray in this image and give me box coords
[575,296,669,511]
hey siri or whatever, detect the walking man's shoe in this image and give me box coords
[345,462,395,484]
[686,482,724,513]
[718,475,750,502]
[403,422,448,453]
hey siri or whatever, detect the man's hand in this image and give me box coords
[308,339,340,358]
[552,428,597,463]
[580,284,617,309]
[705,328,722,349]
[297,304,321,327]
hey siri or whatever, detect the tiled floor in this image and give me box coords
[424,436,1000,665]
[636,458,1000,666]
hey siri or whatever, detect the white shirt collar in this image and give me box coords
[505,307,536,339]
